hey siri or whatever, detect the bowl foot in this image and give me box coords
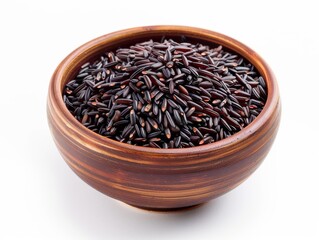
[124,203,206,212]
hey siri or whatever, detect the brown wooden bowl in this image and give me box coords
[47,26,281,210]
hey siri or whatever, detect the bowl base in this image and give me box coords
[125,203,205,212]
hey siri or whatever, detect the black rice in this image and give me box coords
[63,38,267,148]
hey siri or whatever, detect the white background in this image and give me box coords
[0,0,318,239]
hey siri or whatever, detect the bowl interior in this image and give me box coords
[52,26,277,155]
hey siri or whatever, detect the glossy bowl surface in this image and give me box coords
[47,26,281,209]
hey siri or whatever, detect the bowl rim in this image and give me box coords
[48,25,279,156]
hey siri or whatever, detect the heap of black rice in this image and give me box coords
[63,38,267,148]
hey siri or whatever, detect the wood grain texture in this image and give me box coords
[47,26,281,210]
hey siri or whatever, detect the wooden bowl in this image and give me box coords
[47,26,281,210]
